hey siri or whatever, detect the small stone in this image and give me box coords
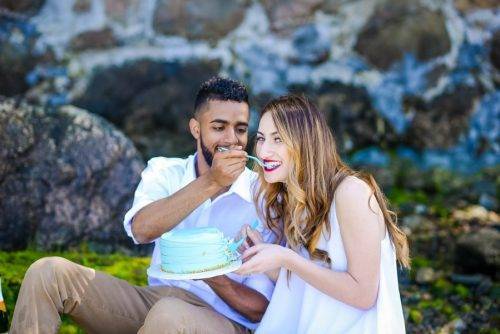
[415,267,436,284]
[72,0,91,13]
[437,318,465,334]
[69,27,118,51]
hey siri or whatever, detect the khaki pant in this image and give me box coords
[10,257,250,334]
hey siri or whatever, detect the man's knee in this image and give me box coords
[144,297,193,328]
[25,256,73,282]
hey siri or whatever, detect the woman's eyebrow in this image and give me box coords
[256,131,278,136]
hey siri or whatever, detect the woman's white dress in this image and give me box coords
[256,202,406,334]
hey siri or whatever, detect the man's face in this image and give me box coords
[194,100,250,166]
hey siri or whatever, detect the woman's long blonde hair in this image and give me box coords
[254,95,410,268]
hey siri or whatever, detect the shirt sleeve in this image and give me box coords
[123,157,181,244]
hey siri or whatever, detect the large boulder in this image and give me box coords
[455,227,500,279]
[0,98,145,252]
[0,13,48,97]
[490,29,500,71]
[405,85,482,149]
[261,0,338,35]
[454,0,499,13]
[355,0,451,70]
[0,0,46,16]
[72,59,221,159]
[69,27,118,52]
[153,0,248,42]
[289,81,398,153]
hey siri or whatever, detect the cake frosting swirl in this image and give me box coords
[160,227,238,274]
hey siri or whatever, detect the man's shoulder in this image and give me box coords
[145,156,192,177]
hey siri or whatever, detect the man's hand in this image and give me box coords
[208,146,248,188]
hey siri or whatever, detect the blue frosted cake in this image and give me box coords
[160,227,238,274]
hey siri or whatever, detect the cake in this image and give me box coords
[160,227,238,274]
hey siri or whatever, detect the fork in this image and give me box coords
[216,147,265,167]
[228,220,260,253]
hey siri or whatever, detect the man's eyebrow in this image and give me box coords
[210,119,229,124]
[210,119,249,127]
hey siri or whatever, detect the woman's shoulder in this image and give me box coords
[334,175,372,202]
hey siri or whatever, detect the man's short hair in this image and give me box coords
[194,76,249,116]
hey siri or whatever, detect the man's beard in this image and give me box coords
[200,133,214,167]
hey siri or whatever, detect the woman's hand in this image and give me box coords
[236,223,264,253]
[235,243,291,279]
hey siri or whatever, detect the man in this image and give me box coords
[10,77,274,334]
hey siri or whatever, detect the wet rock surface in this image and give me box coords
[0,98,145,252]
[72,59,221,159]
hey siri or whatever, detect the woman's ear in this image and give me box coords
[189,118,200,140]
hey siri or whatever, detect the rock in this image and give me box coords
[72,0,91,13]
[0,0,45,16]
[415,267,436,284]
[153,0,248,42]
[355,0,451,70]
[405,86,482,149]
[104,0,142,26]
[289,81,398,153]
[454,0,499,13]
[290,24,330,64]
[0,98,145,251]
[402,215,435,234]
[452,205,500,225]
[490,29,500,71]
[455,228,500,278]
[261,0,338,35]
[437,318,465,334]
[69,27,118,51]
[0,14,42,96]
[72,59,221,159]
[450,273,486,286]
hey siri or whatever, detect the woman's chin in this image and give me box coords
[264,174,285,184]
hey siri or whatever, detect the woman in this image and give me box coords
[236,95,409,333]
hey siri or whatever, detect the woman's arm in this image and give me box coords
[239,177,385,310]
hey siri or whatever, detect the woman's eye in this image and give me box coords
[256,136,264,142]
[274,137,282,143]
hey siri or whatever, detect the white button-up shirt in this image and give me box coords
[123,154,275,329]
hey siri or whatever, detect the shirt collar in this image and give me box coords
[181,153,255,204]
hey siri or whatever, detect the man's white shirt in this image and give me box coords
[123,154,275,329]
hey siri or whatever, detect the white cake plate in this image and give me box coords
[147,259,242,280]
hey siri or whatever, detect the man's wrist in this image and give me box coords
[200,173,224,195]
[203,275,231,287]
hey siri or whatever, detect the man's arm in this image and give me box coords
[204,276,269,323]
[132,149,247,244]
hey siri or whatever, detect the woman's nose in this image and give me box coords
[257,141,272,159]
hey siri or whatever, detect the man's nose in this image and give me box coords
[223,129,238,144]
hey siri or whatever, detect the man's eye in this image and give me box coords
[237,128,248,134]
[213,127,223,131]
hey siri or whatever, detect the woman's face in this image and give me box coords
[255,112,290,183]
